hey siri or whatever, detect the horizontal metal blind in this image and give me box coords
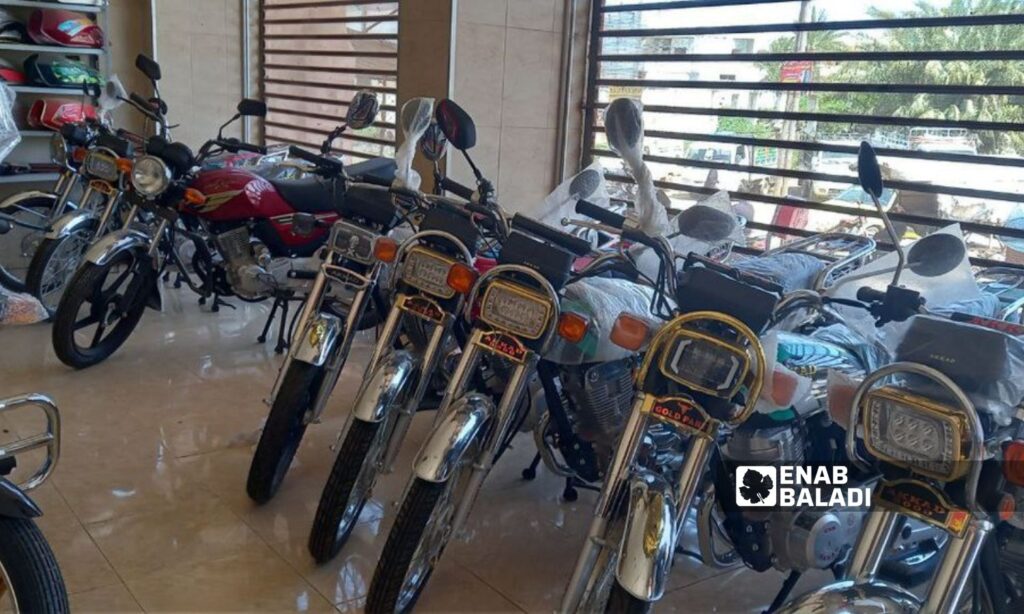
[261,0,398,161]
[586,0,1024,268]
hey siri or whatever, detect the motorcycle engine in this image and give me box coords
[215,227,315,300]
[558,358,637,478]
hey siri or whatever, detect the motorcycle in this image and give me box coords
[0,393,67,613]
[243,96,423,504]
[778,144,1024,613]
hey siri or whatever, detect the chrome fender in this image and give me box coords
[615,469,677,602]
[85,228,152,267]
[45,209,97,240]
[413,393,492,483]
[352,350,420,423]
[0,189,56,211]
[777,580,920,614]
[292,312,343,367]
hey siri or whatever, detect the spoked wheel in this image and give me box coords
[366,443,478,613]
[0,199,53,292]
[26,224,96,314]
[51,250,154,369]
[0,516,69,613]
[577,506,630,613]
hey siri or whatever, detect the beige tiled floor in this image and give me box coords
[1,288,816,612]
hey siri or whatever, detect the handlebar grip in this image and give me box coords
[225,140,266,155]
[857,287,887,303]
[575,199,626,230]
[622,227,658,249]
[512,213,592,257]
[288,146,342,174]
[130,93,151,109]
[439,177,475,201]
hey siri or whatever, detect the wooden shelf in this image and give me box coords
[0,43,104,56]
[0,172,60,184]
[0,1,106,14]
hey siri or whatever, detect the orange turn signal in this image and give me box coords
[610,312,650,351]
[767,367,801,408]
[72,148,87,163]
[116,157,133,173]
[184,188,206,205]
[557,312,589,344]
[1003,440,1024,487]
[373,237,399,263]
[999,494,1016,522]
[446,262,478,295]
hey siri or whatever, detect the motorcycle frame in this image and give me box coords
[562,311,766,610]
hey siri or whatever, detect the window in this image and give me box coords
[587,0,1024,268]
[260,0,399,161]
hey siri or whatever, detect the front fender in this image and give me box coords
[46,209,98,240]
[615,469,677,602]
[85,228,152,267]
[352,350,420,423]
[292,312,343,367]
[414,393,492,483]
[0,189,56,211]
[0,479,42,519]
[777,580,920,613]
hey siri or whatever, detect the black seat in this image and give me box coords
[268,176,343,214]
[347,157,397,185]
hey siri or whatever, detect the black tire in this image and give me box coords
[367,478,446,614]
[246,361,323,504]
[0,516,69,613]
[308,419,383,564]
[51,253,152,369]
[0,197,55,292]
[26,224,96,315]
[606,583,651,614]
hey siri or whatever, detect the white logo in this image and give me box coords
[736,466,777,507]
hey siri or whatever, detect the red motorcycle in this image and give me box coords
[49,55,393,368]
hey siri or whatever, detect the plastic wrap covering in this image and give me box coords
[882,314,1024,426]
[604,98,670,237]
[0,286,47,325]
[97,76,126,124]
[393,97,434,191]
[929,293,1001,320]
[527,162,610,241]
[733,252,826,293]
[543,276,657,365]
[0,83,20,163]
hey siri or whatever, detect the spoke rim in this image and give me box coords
[39,233,90,309]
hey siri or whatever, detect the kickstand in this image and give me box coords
[521,453,541,480]
[211,294,235,313]
[258,297,282,345]
[274,299,290,354]
[763,570,801,614]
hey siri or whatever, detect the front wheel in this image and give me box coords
[0,516,69,613]
[51,250,154,369]
[0,198,54,291]
[606,584,651,614]
[246,361,323,503]
[26,224,97,314]
[308,419,386,563]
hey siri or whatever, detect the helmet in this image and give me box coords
[24,55,102,88]
[0,58,25,85]
[0,9,27,43]
[28,9,104,48]
[27,98,98,131]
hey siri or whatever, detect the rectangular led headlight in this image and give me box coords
[864,387,967,480]
[479,281,553,340]
[401,246,456,299]
[658,330,749,398]
[329,221,378,265]
[84,152,119,182]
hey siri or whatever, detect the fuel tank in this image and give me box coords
[189,167,292,223]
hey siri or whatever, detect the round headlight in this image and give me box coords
[50,134,68,166]
[132,156,172,197]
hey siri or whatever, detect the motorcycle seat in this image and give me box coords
[268,176,344,214]
[347,157,397,185]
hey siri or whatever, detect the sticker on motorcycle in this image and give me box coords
[648,396,714,436]
[476,330,528,363]
[401,295,445,323]
[876,479,970,537]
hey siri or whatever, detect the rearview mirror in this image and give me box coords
[676,205,738,243]
[104,77,127,101]
[906,233,967,277]
[419,123,448,162]
[568,168,602,200]
[135,54,161,82]
[346,91,379,130]
[605,98,643,155]
[435,99,476,151]
[237,99,267,118]
[857,142,884,199]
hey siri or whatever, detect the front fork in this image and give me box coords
[561,395,719,610]
[50,172,79,220]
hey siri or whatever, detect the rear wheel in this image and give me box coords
[0,516,69,613]
[0,198,54,291]
[26,222,97,314]
[246,361,323,503]
[51,250,153,369]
